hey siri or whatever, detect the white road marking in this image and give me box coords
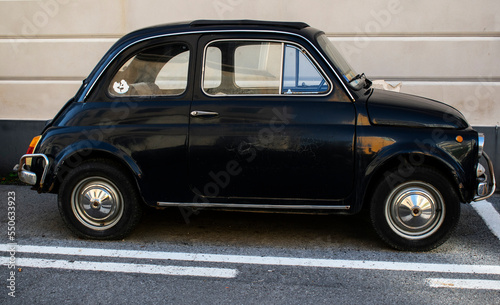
[0,257,238,278]
[427,278,500,290]
[1,244,500,275]
[472,200,500,241]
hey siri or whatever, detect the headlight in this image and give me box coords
[478,133,485,157]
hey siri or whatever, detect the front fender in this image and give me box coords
[364,148,462,194]
[355,128,478,210]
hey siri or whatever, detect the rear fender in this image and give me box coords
[47,140,143,193]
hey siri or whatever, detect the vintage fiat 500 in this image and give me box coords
[18,20,495,251]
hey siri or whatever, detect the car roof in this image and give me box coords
[190,19,310,29]
[78,20,325,102]
[123,20,316,40]
[138,19,310,33]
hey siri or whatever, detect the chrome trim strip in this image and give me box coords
[478,133,485,157]
[157,202,350,210]
[279,42,284,94]
[201,38,333,98]
[18,154,50,187]
[81,29,355,102]
[200,39,333,97]
[473,152,496,202]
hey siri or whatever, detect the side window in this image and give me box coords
[234,43,282,91]
[203,47,222,89]
[282,45,329,94]
[203,41,282,95]
[109,42,190,97]
[202,40,330,96]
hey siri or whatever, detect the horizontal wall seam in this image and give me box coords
[328,36,500,42]
[0,33,499,39]
[0,35,123,40]
[325,33,500,38]
[0,35,499,42]
[0,77,84,82]
[0,38,118,43]
[0,118,52,122]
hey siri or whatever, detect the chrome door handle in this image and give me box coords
[190,110,219,117]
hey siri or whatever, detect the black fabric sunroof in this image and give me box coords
[190,19,309,29]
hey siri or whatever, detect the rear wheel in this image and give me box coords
[58,160,142,239]
[370,167,460,251]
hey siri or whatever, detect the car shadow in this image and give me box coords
[130,207,386,250]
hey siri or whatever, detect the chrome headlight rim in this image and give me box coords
[478,133,485,157]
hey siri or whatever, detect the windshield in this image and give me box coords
[317,33,365,90]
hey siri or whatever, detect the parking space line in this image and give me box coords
[472,200,500,241]
[0,257,238,278]
[427,278,500,290]
[1,244,500,275]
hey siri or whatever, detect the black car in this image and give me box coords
[18,20,495,251]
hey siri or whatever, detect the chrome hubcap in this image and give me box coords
[71,177,124,230]
[385,181,445,240]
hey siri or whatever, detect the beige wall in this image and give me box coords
[1,0,499,125]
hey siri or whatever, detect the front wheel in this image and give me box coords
[370,167,461,251]
[58,160,142,239]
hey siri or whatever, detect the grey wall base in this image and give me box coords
[1,120,498,192]
[1,120,47,174]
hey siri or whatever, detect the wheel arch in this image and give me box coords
[359,152,465,212]
[47,140,143,196]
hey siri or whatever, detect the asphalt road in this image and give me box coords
[1,185,499,304]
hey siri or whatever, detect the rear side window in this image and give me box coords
[202,40,330,96]
[109,42,190,97]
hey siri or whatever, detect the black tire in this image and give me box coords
[370,167,460,251]
[58,160,142,239]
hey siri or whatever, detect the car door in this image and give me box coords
[188,34,356,203]
[83,35,198,203]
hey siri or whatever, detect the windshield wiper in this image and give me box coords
[349,73,365,83]
[349,73,372,89]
